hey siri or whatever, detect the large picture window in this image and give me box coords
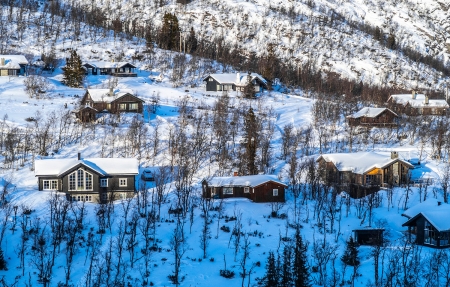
[130,103,138,110]
[223,187,233,194]
[68,169,93,191]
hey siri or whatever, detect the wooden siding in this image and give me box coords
[347,109,398,127]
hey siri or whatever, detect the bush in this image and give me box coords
[23,75,50,99]
[220,269,235,278]
[220,225,230,232]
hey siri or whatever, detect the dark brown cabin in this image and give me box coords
[347,107,398,127]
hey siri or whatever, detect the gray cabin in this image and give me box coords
[203,72,268,93]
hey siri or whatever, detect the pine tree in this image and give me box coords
[241,107,258,175]
[62,50,84,88]
[159,13,180,51]
[341,236,360,267]
[293,230,310,287]
[280,246,293,287]
[0,247,7,270]
[243,72,256,98]
[186,27,198,54]
[262,252,279,287]
[387,33,396,50]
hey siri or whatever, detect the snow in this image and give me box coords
[83,61,136,69]
[347,107,397,118]
[35,157,139,176]
[0,55,28,69]
[318,152,413,174]
[87,88,135,102]
[388,93,449,108]
[207,73,267,85]
[206,174,286,187]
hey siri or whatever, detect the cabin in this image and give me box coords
[402,199,450,248]
[203,72,268,93]
[0,55,28,76]
[34,153,139,203]
[202,175,287,203]
[75,88,144,122]
[352,228,385,245]
[387,91,449,116]
[347,107,398,127]
[82,61,137,77]
[317,151,413,198]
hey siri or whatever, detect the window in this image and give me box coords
[119,178,127,187]
[208,78,213,81]
[244,187,250,193]
[100,178,108,187]
[101,193,108,201]
[424,220,438,246]
[119,103,126,110]
[273,189,278,196]
[130,103,138,110]
[68,169,93,191]
[216,85,222,91]
[120,193,127,200]
[7,69,16,76]
[223,187,233,194]
[43,180,58,190]
[107,103,111,110]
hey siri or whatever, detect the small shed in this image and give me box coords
[353,228,385,245]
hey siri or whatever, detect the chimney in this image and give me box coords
[77,152,81,160]
[233,171,238,177]
[391,151,398,159]
[236,72,241,84]
[109,87,114,97]
[0,58,4,66]
[425,95,429,105]
[412,90,416,99]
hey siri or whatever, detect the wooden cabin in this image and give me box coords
[203,72,268,93]
[317,151,413,198]
[82,61,137,77]
[347,107,398,127]
[202,175,286,203]
[387,91,448,116]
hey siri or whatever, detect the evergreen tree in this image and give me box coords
[243,72,256,98]
[241,107,258,175]
[280,246,293,287]
[62,50,84,88]
[186,27,198,54]
[293,230,310,287]
[262,252,279,287]
[387,33,396,50]
[0,247,7,270]
[341,236,360,267]
[374,26,382,41]
[159,13,180,51]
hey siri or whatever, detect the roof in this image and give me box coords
[82,61,136,69]
[317,152,414,174]
[205,175,286,188]
[388,94,449,108]
[204,73,267,86]
[0,55,28,69]
[86,89,135,103]
[402,199,450,232]
[347,107,397,119]
[35,157,139,177]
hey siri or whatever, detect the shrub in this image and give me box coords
[220,269,235,278]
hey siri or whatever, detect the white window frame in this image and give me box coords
[273,189,279,196]
[119,178,127,187]
[223,187,233,194]
[244,187,250,193]
[68,169,94,191]
[100,178,108,187]
[43,180,58,190]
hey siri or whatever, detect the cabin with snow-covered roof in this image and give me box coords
[203,72,268,93]
[346,107,398,127]
[317,151,413,198]
[0,55,28,76]
[82,61,137,77]
[202,174,286,202]
[387,91,449,116]
[35,153,139,202]
[402,199,450,248]
[75,88,144,122]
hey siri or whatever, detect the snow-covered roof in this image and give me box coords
[347,107,397,118]
[0,55,28,69]
[206,73,267,86]
[87,89,135,103]
[402,198,450,231]
[35,157,139,177]
[388,94,449,108]
[317,152,413,174]
[83,61,136,69]
[206,175,286,187]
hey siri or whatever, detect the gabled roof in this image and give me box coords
[388,94,449,108]
[82,61,136,69]
[35,157,139,177]
[205,175,286,188]
[402,199,450,232]
[317,152,413,174]
[204,73,267,86]
[0,55,28,69]
[347,107,398,119]
[86,89,142,103]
